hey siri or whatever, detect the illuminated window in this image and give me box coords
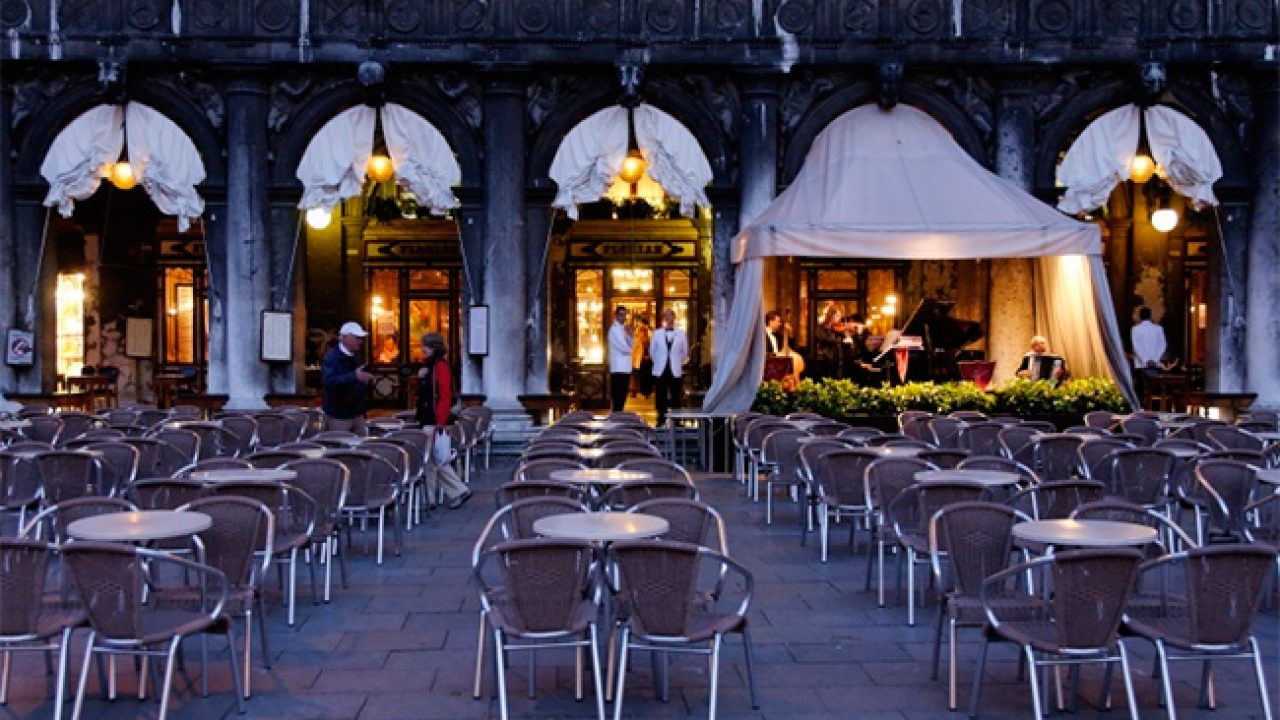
[408,299,451,363]
[163,267,196,364]
[369,270,401,365]
[55,273,85,376]
[408,269,450,291]
[576,270,605,364]
[817,269,858,291]
[611,268,653,293]
[867,269,897,335]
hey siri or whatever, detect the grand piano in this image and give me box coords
[894,298,984,382]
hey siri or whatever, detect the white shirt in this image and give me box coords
[650,326,689,378]
[764,327,780,354]
[607,321,634,374]
[1131,319,1167,369]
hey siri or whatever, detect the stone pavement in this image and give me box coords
[5,457,1278,719]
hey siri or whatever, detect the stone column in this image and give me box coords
[524,193,552,394]
[217,76,272,409]
[0,68,15,394]
[732,76,778,352]
[1205,195,1248,392]
[988,78,1037,383]
[267,199,302,394]
[203,194,229,400]
[481,75,528,416]
[11,197,50,393]
[1245,82,1280,407]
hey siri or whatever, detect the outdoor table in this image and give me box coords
[914,469,1022,487]
[873,445,923,457]
[0,419,32,431]
[575,447,607,464]
[549,468,652,487]
[1012,519,1157,548]
[67,510,212,543]
[788,419,822,430]
[188,468,297,484]
[165,419,222,429]
[532,511,669,543]
[1253,469,1280,486]
[1163,445,1202,459]
[573,433,603,446]
[297,447,326,459]
[1254,431,1280,442]
[664,409,736,473]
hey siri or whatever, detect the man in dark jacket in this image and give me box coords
[322,321,374,434]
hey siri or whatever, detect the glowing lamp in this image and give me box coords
[1151,208,1178,233]
[618,150,646,184]
[367,154,395,183]
[109,161,136,190]
[1129,154,1156,184]
[305,207,333,230]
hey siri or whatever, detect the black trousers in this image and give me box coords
[610,372,631,412]
[654,368,683,425]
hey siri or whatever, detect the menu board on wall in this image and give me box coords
[124,318,153,359]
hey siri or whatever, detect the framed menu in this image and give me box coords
[468,305,489,356]
[261,311,293,362]
[124,318,153,358]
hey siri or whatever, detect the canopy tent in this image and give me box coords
[1056,103,1223,214]
[549,103,713,218]
[295,103,461,215]
[40,103,206,231]
[704,103,1135,413]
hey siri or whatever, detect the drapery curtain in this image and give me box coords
[295,105,376,212]
[40,103,206,231]
[703,103,1135,413]
[380,102,460,215]
[548,103,713,219]
[1056,103,1223,214]
[126,103,206,231]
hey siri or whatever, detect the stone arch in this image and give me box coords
[1035,77,1248,193]
[270,79,482,189]
[527,75,733,191]
[13,74,225,187]
[782,81,987,185]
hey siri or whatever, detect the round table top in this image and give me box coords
[297,448,326,459]
[532,512,669,542]
[549,468,652,486]
[1254,431,1280,442]
[576,448,607,461]
[67,510,212,542]
[1162,445,1202,459]
[788,419,822,430]
[873,445,923,457]
[914,469,1022,487]
[1012,519,1158,547]
[0,419,32,430]
[573,433,603,446]
[188,468,296,484]
[165,420,221,429]
[1254,468,1280,485]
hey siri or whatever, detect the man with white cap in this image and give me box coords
[322,321,375,434]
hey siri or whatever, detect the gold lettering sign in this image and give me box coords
[365,240,462,265]
[568,240,695,262]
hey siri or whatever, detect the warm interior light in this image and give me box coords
[1129,154,1157,184]
[1151,208,1179,232]
[618,150,647,184]
[305,207,333,230]
[885,294,897,306]
[109,161,136,190]
[367,154,395,183]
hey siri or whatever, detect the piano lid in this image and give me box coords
[899,298,984,351]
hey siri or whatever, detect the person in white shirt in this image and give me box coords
[607,306,634,412]
[1131,306,1168,404]
[650,309,690,426]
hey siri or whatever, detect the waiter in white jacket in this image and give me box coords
[1131,306,1167,405]
[650,309,689,426]
[607,306,634,412]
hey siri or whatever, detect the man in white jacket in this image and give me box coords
[650,309,689,427]
[607,306,634,412]
[1131,306,1167,405]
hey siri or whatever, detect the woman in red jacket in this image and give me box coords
[415,333,471,508]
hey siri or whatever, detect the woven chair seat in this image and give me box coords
[488,597,596,637]
[632,608,745,644]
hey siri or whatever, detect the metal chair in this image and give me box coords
[887,480,990,626]
[31,451,104,505]
[281,458,350,621]
[805,448,880,562]
[760,428,809,525]
[515,458,585,484]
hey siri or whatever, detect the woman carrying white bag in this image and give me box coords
[415,333,472,509]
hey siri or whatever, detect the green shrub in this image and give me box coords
[751,377,1127,417]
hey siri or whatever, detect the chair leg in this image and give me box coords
[1024,646,1044,720]
[948,617,959,711]
[876,538,886,606]
[157,636,181,720]
[0,649,9,704]
[1249,637,1274,720]
[612,628,630,720]
[1154,640,1178,720]
[1117,640,1140,720]
[765,477,773,525]
[52,627,71,720]
[707,634,723,720]
[588,625,605,720]
[71,632,94,720]
[907,547,916,626]
[473,611,487,699]
[225,624,246,715]
[287,548,298,626]
[242,612,253,698]
[741,627,759,710]
[258,593,272,667]
[376,507,385,565]
[494,629,510,720]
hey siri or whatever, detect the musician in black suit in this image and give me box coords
[764,310,784,355]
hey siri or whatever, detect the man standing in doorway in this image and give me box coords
[607,306,634,412]
[650,309,689,427]
[1131,306,1168,405]
[322,321,375,434]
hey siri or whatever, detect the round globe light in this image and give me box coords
[109,161,136,191]
[1129,154,1157,184]
[618,150,647,184]
[367,154,395,183]
[305,207,333,230]
[1151,208,1178,233]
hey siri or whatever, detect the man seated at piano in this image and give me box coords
[1016,335,1069,383]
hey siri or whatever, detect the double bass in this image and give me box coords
[776,311,806,389]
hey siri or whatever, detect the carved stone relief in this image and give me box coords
[840,0,877,34]
[190,0,230,33]
[257,0,295,33]
[963,0,1011,38]
[1032,0,1073,35]
[526,76,589,133]
[776,0,814,35]
[1099,0,1139,35]
[429,72,482,130]
[0,0,32,30]
[385,0,423,34]
[925,72,995,139]
[707,0,750,36]
[126,0,165,31]
[516,0,555,34]
[451,0,492,34]
[680,75,739,138]
[902,0,946,36]
[321,0,363,35]
[1227,0,1273,33]
[779,71,838,138]
[643,0,685,35]
[10,69,70,130]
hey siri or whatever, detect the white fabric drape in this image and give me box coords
[1144,105,1222,210]
[704,103,1133,413]
[126,103,206,231]
[548,104,713,219]
[40,104,123,217]
[1056,103,1223,214]
[548,106,628,219]
[633,104,713,218]
[295,105,376,212]
[40,103,206,230]
[380,103,460,215]
[1055,105,1140,216]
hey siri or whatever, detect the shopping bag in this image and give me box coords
[431,430,452,466]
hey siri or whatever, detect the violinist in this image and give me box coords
[814,305,845,379]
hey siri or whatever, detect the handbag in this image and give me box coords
[431,430,453,467]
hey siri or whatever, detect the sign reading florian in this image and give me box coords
[365,240,461,265]
[568,239,695,262]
